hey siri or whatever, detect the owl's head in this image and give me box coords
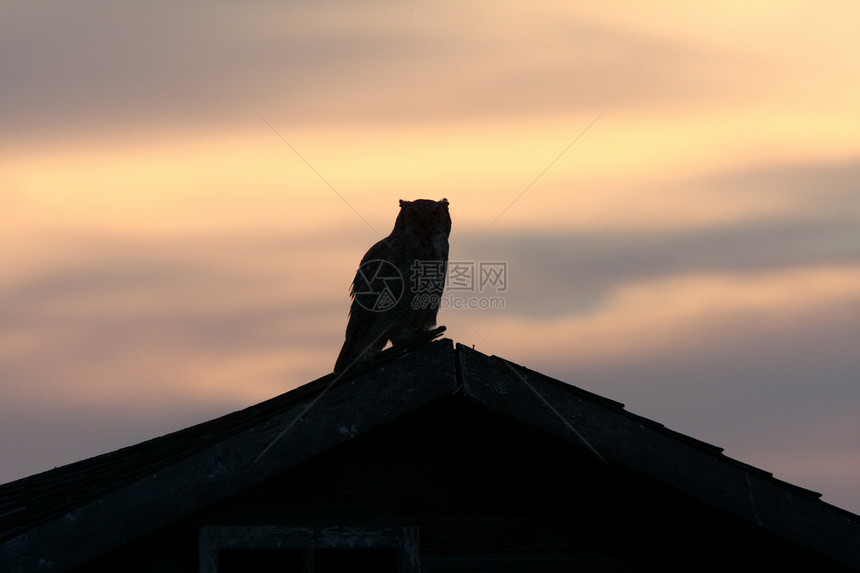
[394,198,451,238]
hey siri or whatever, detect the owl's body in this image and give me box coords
[334,199,451,374]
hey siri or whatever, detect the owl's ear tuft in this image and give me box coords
[399,199,410,208]
[440,198,449,207]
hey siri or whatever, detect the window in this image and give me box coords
[199,526,419,573]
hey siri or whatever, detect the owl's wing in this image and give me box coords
[350,237,393,289]
[334,237,404,373]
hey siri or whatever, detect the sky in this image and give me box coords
[2,1,859,513]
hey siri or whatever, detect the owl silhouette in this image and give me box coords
[334,199,451,373]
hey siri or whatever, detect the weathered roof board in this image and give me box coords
[0,341,457,571]
[456,343,860,569]
[1,338,858,571]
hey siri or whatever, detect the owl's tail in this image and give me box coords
[333,323,391,374]
[333,338,358,374]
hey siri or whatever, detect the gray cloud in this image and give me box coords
[0,227,354,483]
[548,300,860,511]
[3,2,858,517]
[0,389,236,484]
[0,230,342,386]
[464,159,860,316]
[447,158,860,512]
[1,1,761,143]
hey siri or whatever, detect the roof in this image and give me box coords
[2,338,859,571]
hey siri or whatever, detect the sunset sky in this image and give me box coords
[2,2,859,513]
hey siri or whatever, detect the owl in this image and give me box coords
[334,198,451,374]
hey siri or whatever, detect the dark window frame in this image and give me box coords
[199,525,420,573]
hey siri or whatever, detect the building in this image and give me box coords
[2,339,858,572]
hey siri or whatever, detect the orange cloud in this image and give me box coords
[452,265,860,367]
